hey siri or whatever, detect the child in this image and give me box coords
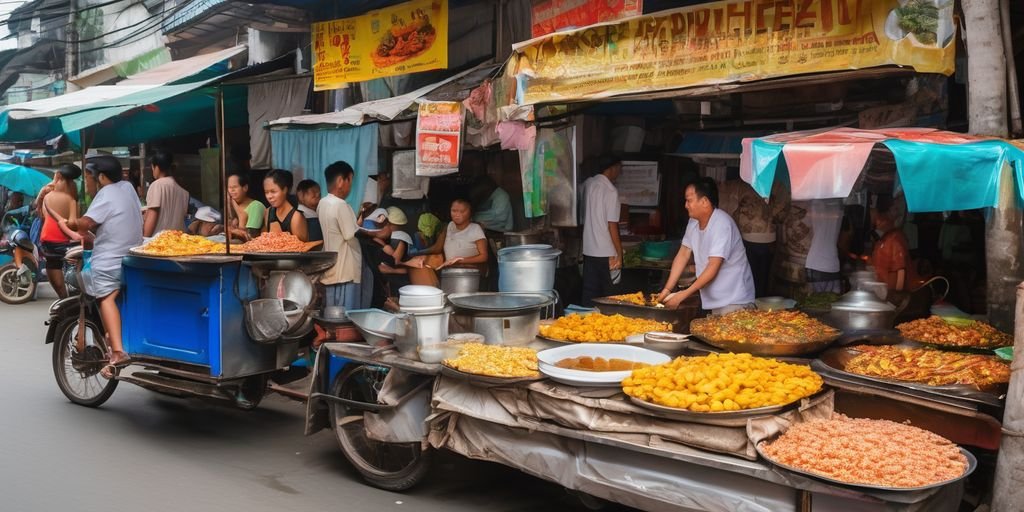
[296,179,323,242]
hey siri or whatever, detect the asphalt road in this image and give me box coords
[0,288,617,512]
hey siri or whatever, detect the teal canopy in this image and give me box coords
[0,162,51,196]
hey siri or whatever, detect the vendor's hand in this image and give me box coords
[610,255,622,270]
[440,257,464,269]
[656,287,673,304]
[663,290,689,308]
[405,256,427,269]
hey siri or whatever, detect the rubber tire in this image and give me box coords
[329,365,431,491]
[236,374,268,411]
[51,316,118,408]
[0,263,35,305]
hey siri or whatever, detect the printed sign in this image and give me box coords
[531,0,643,38]
[512,0,955,104]
[313,0,448,91]
[416,101,463,176]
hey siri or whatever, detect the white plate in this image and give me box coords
[536,344,671,385]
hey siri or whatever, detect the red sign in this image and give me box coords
[530,0,642,38]
[416,101,463,177]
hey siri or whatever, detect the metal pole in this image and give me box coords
[217,88,229,254]
[65,0,76,84]
[992,283,1024,512]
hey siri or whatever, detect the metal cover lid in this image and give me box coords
[497,244,561,262]
[831,290,896,312]
[447,292,553,312]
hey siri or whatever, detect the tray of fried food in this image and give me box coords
[130,230,226,257]
[602,292,665,308]
[689,309,840,357]
[441,343,543,386]
[896,315,1012,350]
[538,313,672,343]
[622,352,824,426]
[816,342,1010,400]
[758,415,974,492]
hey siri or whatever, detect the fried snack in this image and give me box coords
[691,309,839,345]
[897,316,1012,348]
[622,352,822,412]
[137,230,225,256]
[539,313,671,343]
[238,232,308,253]
[761,415,967,488]
[607,292,664,308]
[845,345,1010,387]
[444,343,539,378]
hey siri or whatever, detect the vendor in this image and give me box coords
[67,156,143,379]
[580,156,623,307]
[870,195,913,292]
[658,178,755,314]
[403,199,488,287]
[318,161,363,309]
[296,179,323,242]
[143,151,189,237]
[263,169,308,242]
[226,173,265,241]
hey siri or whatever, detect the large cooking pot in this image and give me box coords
[448,292,554,345]
[497,244,561,293]
[827,290,896,331]
[440,268,481,295]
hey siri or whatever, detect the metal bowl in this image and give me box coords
[643,331,693,356]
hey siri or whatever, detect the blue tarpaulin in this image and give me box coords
[270,124,379,209]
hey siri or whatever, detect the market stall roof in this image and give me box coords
[740,127,1024,212]
[0,161,51,196]
[267,63,496,128]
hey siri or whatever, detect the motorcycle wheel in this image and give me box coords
[329,364,431,491]
[0,263,35,304]
[51,316,117,407]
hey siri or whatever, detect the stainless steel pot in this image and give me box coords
[448,293,554,345]
[440,268,481,295]
[498,259,557,293]
[827,290,897,331]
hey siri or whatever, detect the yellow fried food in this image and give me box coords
[608,292,663,307]
[539,313,671,342]
[622,352,823,412]
[137,230,225,256]
[443,343,539,378]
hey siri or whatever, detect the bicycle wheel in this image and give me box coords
[329,364,431,491]
[51,316,117,407]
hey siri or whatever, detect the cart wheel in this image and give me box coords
[329,364,431,491]
[0,263,35,305]
[51,316,117,407]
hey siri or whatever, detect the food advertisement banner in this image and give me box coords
[531,0,643,38]
[416,101,463,177]
[313,0,448,91]
[512,0,955,105]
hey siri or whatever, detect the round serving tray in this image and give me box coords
[756,439,977,493]
[691,334,840,357]
[627,392,821,427]
[440,364,544,387]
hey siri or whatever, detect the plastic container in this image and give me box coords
[399,285,445,308]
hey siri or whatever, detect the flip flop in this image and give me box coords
[100,352,131,380]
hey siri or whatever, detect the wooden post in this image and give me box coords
[992,283,1024,511]
[217,88,229,254]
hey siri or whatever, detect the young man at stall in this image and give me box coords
[67,156,143,378]
[318,161,362,309]
[870,195,914,292]
[143,150,189,237]
[296,179,323,242]
[36,164,83,298]
[658,177,756,314]
[580,156,623,307]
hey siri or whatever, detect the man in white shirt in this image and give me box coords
[804,199,844,293]
[658,177,755,314]
[580,156,623,307]
[317,161,363,310]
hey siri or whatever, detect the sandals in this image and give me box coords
[100,351,131,380]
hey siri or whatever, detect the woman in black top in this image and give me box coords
[262,169,308,242]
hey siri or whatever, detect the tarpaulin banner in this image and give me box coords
[531,0,643,38]
[416,100,463,177]
[313,0,448,91]
[512,0,955,104]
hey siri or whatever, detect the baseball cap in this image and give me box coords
[84,155,122,182]
[194,206,221,223]
[385,207,407,225]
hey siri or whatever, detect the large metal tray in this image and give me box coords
[448,292,555,314]
[241,251,337,274]
[627,392,821,427]
[756,436,977,493]
[691,334,840,357]
[815,344,1007,407]
[593,295,702,334]
[440,364,544,387]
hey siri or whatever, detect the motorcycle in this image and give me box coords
[0,208,39,304]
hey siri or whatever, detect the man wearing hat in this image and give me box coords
[67,155,144,378]
[364,206,412,307]
[187,206,224,237]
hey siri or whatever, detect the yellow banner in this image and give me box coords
[313,0,448,91]
[511,0,955,104]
